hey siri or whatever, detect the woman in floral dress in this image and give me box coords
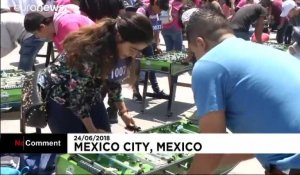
[38,14,153,133]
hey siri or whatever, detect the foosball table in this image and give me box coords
[1,69,26,112]
[264,42,289,51]
[56,119,237,175]
[139,51,193,117]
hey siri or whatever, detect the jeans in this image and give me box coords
[161,26,183,51]
[18,35,44,71]
[135,43,161,93]
[234,30,251,41]
[277,23,293,45]
[47,99,111,134]
[285,24,293,45]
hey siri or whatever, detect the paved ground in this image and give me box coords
[1,40,265,174]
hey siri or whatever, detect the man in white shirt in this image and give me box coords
[1,0,10,10]
[1,12,44,71]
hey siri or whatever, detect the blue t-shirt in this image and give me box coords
[192,37,300,170]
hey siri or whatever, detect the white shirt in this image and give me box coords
[1,0,10,9]
[7,0,43,15]
[1,12,32,56]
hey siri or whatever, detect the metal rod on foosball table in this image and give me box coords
[141,71,149,113]
[163,170,176,175]
[70,154,117,175]
[100,154,140,173]
[129,154,156,167]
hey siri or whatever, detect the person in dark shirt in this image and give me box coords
[230,3,268,43]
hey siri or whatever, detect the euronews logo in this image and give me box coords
[14,4,62,12]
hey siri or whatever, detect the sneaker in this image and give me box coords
[132,92,143,102]
[153,90,168,99]
[107,107,118,124]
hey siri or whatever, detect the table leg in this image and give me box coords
[141,71,149,113]
[167,75,178,117]
[20,110,25,134]
[45,42,53,67]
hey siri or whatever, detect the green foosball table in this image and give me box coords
[1,69,27,112]
[56,119,237,175]
[264,42,289,51]
[139,51,193,117]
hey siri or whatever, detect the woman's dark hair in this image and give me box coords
[80,0,125,21]
[63,14,153,78]
[24,11,54,32]
[150,0,169,11]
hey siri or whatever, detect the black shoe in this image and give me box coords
[107,107,118,124]
[153,90,168,99]
[132,92,143,102]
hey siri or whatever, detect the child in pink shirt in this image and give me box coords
[56,0,71,5]
[24,4,94,53]
[56,0,79,5]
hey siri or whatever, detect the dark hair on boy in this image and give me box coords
[24,11,54,33]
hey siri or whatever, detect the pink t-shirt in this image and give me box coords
[53,4,94,52]
[56,0,71,5]
[162,0,184,31]
[236,0,247,9]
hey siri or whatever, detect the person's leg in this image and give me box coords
[162,29,174,51]
[47,99,111,133]
[285,24,293,45]
[1,25,16,57]
[47,99,88,133]
[172,29,183,51]
[142,44,164,95]
[90,102,111,132]
[133,59,143,102]
[1,47,13,58]
[276,25,285,44]
[18,35,44,71]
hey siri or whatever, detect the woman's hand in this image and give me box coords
[120,112,136,128]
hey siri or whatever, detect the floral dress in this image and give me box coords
[38,55,123,118]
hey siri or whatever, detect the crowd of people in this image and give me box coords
[1,0,300,174]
